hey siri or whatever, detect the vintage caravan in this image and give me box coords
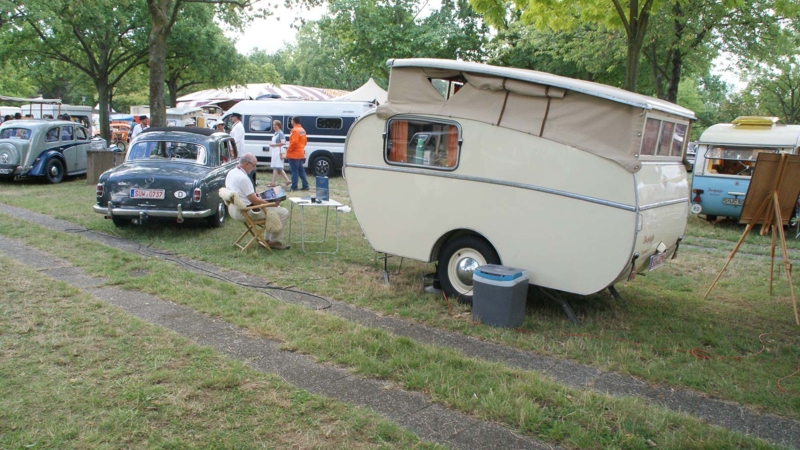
[221,100,374,176]
[344,59,696,301]
[690,117,800,221]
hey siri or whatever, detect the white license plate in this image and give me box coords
[649,252,668,271]
[722,197,744,206]
[130,188,165,199]
[0,168,12,174]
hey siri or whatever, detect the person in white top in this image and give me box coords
[268,119,291,187]
[130,115,149,140]
[225,152,289,250]
[229,113,245,156]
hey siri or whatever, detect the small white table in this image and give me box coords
[287,197,343,254]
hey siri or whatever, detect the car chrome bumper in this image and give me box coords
[93,204,212,219]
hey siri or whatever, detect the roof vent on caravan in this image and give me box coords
[731,116,779,127]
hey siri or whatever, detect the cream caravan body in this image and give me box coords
[344,59,695,300]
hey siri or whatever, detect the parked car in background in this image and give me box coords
[684,141,697,170]
[0,119,91,183]
[93,127,238,228]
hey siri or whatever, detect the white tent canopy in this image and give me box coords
[176,84,349,109]
[329,78,387,104]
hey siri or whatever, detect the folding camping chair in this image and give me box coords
[219,188,278,252]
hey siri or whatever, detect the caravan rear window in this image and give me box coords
[385,117,460,170]
[640,117,688,157]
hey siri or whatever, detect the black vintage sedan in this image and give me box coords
[94,127,238,228]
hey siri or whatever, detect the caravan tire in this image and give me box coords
[437,235,500,305]
[312,155,333,177]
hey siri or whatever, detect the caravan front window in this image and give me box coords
[385,117,460,170]
[704,146,785,177]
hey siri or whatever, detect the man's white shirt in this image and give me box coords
[225,166,254,206]
[230,121,245,154]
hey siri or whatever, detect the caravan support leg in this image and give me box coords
[608,285,622,301]
[539,288,579,325]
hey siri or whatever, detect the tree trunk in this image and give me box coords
[167,73,178,108]
[665,2,685,103]
[147,0,171,127]
[625,34,643,92]
[95,80,111,141]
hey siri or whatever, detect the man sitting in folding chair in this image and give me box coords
[223,153,290,250]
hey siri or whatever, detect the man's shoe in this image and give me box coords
[300,186,310,191]
[268,241,290,250]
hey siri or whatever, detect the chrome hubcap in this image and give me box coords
[456,256,479,286]
[50,165,59,176]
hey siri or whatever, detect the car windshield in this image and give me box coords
[127,140,208,165]
[0,127,32,140]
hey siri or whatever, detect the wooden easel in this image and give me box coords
[704,153,800,325]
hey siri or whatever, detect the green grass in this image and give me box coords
[1,175,799,442]
[0,255,437,450]
[0,216,786,449]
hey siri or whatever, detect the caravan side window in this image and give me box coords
[248,116,272,132]
[385,117,460,170]
[640,117,689,158]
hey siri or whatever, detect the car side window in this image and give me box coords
[220,139,231,163]
[45,128,59,142]
[75,127,87,141]
[61,126,74,141]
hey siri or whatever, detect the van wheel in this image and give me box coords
[207,199,226,228]
[45,158,64,184]
[312,155,333,177]
[437,235,500,305]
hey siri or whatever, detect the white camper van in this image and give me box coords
[345,59,695,302]
[221,100,374,176]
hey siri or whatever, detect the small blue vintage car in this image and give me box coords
[0,119,91,183]
[93,127,238,228]
[690,117,800,221]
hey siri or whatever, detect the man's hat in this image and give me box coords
[139,115,148,120]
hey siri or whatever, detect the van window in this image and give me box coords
[385,118,460,170]
[248,116,272,132]
[317,117,342,129]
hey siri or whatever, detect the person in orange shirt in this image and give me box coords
[286,116,310,191]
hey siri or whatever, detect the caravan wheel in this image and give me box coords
[437,235,500,305]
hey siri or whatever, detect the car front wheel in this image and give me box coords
[437,235,500,305]
[45,158,64,184]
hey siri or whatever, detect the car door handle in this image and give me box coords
[728,191,746,196]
